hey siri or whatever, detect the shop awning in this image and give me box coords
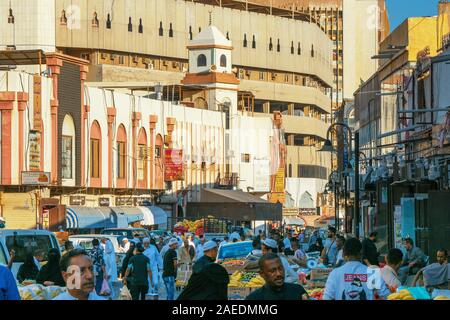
[110,207,144,228]
[283,217,305,226]
[66,207,115,230]
[139,206,168,226]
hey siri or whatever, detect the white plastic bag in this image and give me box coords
[119,285,132,300]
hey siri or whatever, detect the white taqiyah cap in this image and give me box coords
[169,238,179,246]
[203,241,218,252]
[262,239,278,249]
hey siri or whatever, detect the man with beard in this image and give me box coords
[54,249,106,300]
[362,232,380,266]
[323,238,390,300]
[321,226,338,266]
[246,253,308,300]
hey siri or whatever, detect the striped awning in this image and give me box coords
[110,207,144,228]
[66,207,115,230]
[139,206,167,226]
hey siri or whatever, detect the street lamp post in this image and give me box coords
[319,122,360,238]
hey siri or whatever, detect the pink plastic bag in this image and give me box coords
[100,279,111,296]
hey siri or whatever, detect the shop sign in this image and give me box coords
[116,197,133,206]
[70,196,85,206]
[21,171,50,185]
[134,197,152,206]
[33,75,42,131]
[98,197,110,207]
[28,131,41,171]
[282,208,299,216]
[274,167,285,193]
[164,149,184,181]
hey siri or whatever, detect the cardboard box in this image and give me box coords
[310,268,332,281]
[227,287,255,300]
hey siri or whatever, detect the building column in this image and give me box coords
[46,58,62,184]
[149,115,158,190]
[80,65,89,187]
[0,92,15,185]
[132,112,141,188]
[17,92,29,179]
[107,108,116,188]
[263,101,271,114]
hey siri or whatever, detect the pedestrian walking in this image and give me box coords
[124,244,153,300]
[88,239,108,294]
[162,238,179,300]
[143,238,163,295]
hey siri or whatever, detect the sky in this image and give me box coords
[386,0,440,31]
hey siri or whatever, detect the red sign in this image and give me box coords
[164,149,184,181]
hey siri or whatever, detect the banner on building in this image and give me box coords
[274,167,285,193]
[29,130,41,171]
[69,196,86,206]
[21,171,50,185]
[33,75,42,131]
[164,149,184,181]
[253,159,270,192]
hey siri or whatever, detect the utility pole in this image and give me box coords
[354,131,360,239]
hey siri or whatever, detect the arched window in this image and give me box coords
[138,18,143,33]
[299,191,314,208]
[159,21,163,36]
[117,124,127,179]
[92,12,99,27]
[90,121,101,180]
[62,114,75,180]
[197,54,207,67]
[220,54,227,68]
[106,14,111,29]
[269,38,273,51]
[137,128,148,182]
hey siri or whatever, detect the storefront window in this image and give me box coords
[61,135,73,179]
[117,141,126,178]
[90,138,100,178]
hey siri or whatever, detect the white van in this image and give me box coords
[0,229,61,278]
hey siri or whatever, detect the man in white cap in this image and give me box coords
[195,235,206,261]
[193,240,218,274]
[162,238,179,300]
[261,238,298,283]
[120,238,130,253]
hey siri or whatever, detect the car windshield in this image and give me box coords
[102,230,133,239]
[217,242,253,260]
[6,235,55,263]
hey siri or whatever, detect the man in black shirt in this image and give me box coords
[246,253,308,300]
[362,232,379,266]
[123,244,152,300]
[163,238,179,300]
[193,241,218,274]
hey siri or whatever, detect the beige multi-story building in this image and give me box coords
[0,0,334,214]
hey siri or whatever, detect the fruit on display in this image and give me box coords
[174,219,204,234]
[19,284,66,300]
[228,271,265,288]
[434,296,450,300]
[306,288,324,300]
[387,289,416,300]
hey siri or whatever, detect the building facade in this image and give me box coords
[0,0,335,226]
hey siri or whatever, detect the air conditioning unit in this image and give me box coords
[133,55,139,63]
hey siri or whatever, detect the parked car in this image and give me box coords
[216,241,253,262]
[100,228,152,241]
[0,229,60,278]
[69,234,126,275]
